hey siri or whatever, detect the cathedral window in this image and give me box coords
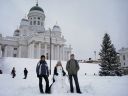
[38,17,40,20]
[30,21,32,25]
[123,55,125,60]
[15,34,19,36]
[14,48,17,50]
[13,54,17,57]
[38,21,40,25]
[34,21,36,25]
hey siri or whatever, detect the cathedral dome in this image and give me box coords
[14,29,20,36]
[52,25,61,32]
[15,29,20,32]
[30,4,44,12]
[20,18,29,27]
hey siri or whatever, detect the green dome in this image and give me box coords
[30,4,44,12]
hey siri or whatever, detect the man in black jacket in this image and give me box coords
[36,55,50,94]
[23,68,28,79]
[66,54,81,94]
[11,67,16,78]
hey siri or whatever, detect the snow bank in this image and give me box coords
[0,57,128,96]
[0,57,100,76]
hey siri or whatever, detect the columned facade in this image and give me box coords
[0,3,72,61]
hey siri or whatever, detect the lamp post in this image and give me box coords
[49,28,52,75]
[94,51,96,60]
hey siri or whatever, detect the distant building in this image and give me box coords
[0,3,72,60]
[119,48,128,68]
[119,48,128,74]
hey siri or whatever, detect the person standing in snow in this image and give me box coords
[36,55,50,94]
[23,68,28,79]
[0,69,2,74]
[66,54,81,94]
[11,67,16,78]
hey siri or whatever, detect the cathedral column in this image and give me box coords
[69,45,72,60]
[44,43,47,57]
[28,44,31,58]
[66,51,68,61]
[62,46,64,61]
[57,45,60,60]
[18,46,22,58]
[59,45,62,60]
[54,45,57,60]
[4,45,8,57]
[61,45,64,61]
[51,44,54,60]
[37,42,41,58]
[31,42,35,58]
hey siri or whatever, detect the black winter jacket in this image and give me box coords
[36,60,49,77]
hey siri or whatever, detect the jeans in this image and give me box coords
[69,74,81,93]
[39,75,49,93]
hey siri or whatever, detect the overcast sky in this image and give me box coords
[0,0,128,59]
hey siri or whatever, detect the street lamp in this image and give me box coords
[94,51,96,60]
[49,28,52,75]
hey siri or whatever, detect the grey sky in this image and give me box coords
[0,0,128,59]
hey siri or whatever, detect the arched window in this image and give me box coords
[14,48,17,50]
[38,17,40,20]
[38,21,40,25]
[123,55,125,60]
[30,21,32,25]
[34,21,36,25]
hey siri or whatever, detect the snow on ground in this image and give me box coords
[0,57,128,96]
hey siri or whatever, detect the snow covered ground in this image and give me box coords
[0,57,128,96]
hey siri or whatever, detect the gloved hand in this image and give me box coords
[55,73,58,76]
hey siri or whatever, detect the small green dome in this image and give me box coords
[30,4,44,12]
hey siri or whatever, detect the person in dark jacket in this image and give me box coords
[36,55,50,94]
[23,68,28,79]
[66,54,81,94]
[11,67,16,78]
[0,69,2,74]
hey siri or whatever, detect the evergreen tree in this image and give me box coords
[99,33,120,76]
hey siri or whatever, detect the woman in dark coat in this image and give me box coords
[11,67,16,78]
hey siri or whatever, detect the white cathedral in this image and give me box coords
[0,3,72,61]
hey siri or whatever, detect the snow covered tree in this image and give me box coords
[99,33,120,76]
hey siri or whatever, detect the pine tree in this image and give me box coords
[99,33,120,76]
